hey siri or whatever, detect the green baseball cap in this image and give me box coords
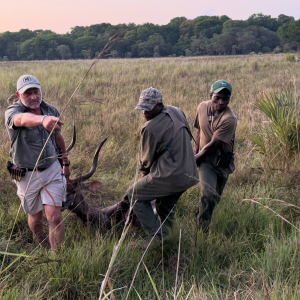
[210,80,232,94]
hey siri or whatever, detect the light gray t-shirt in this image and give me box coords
[5,100,60,169]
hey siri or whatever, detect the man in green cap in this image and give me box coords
[194,80,237,232]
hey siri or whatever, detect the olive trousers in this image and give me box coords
[127,179,185,239]
[197,162,228,232]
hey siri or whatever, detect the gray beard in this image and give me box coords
[26,99,42,109]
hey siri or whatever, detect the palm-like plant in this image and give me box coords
[248,90,300,169]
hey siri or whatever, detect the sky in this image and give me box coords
[0,0,299,34]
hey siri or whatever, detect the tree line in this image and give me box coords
[0,13,299,61]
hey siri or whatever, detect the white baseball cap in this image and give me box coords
[17,75,41,94]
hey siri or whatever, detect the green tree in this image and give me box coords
[46,48,55,60]
[110,50,118,58]
[70,26,87,38]
[194,16,229,38]
[0,29,37,59]
[153,46,160,57]
[73,36,97,58]
[179,19,194,36]
[57,45,72,59]
[82,50,92,59]
[223,19,248,30]
[5,42,19,60]
[138,33,169,57]
[160,17,187,45]
[136,23,160,41]
[247,13,279,31]
[174,19,194,55]
[277,14,295,26]
[17,31,73,60]
[85,23,112,37]
[278,20,300,46]
[191,35,213,55]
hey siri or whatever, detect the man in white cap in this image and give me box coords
[5,75,70,250]
[103,87,199,245]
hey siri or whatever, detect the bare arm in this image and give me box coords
[55,132,71,177]
[195,135,223,166]
[14,113,63,131]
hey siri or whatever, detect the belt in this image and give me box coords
[26,167,48,172]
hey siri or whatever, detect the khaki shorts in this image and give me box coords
[15,160,66,215]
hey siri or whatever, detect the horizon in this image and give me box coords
[1,0,300,34]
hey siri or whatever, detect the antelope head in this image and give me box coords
[62,126,108,226]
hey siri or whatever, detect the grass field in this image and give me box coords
[1,54,300,299]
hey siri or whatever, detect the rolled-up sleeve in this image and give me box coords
[214,117,237,144]
[5,105,23,130]
[139,128,158,174]
[194,105,201,130]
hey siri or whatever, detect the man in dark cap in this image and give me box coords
[194,80,237,232]
[103,87,199,244]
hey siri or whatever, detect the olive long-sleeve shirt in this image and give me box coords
[139,106,199,193]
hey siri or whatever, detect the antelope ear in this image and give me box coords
[82,181,102,192]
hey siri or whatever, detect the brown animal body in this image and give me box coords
[64,132,139,229]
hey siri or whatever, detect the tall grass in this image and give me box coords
[0,55,300,299]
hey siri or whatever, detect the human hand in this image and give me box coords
[141,172,149,178]
[195,154,202,167]
[63,166,70,178]
[42,116,64,131]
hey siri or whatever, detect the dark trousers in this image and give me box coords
[197,162,228,232]
[127,178,185,238]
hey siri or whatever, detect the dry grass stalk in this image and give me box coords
[174,229,182,300]
[107,278,116,300]
[125,206,176,300]
[263,282,271,300]
[234,291,241,300]
[98,154,140,299]
[293,76,299,156]
[184,284,194,300]
[100,286,127,300]
[161,226,165,294]
[242,198,300,232]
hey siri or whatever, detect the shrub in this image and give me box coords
[273,46,282,54]
[249,61,259,71]
[283,53,295,62]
